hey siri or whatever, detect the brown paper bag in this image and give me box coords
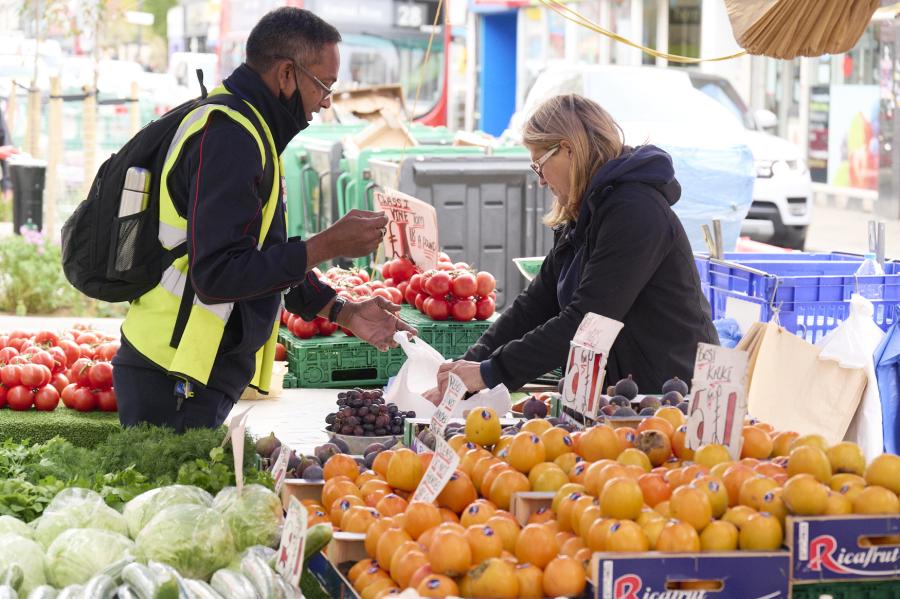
[736,321,867,445]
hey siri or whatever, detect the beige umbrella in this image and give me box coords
[725,0,881,59]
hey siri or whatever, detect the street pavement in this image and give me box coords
[805,203,900,256]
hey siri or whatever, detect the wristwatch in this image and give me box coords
[328,297,347,324]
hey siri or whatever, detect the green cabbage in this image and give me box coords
[135,504,235,580]
[34,488,128,549]
[0,533,46,593]
[123,485,213,539]
[45,528,134,587]
[212,485,284,551]
[0,516,32,539]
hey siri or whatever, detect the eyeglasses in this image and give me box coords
[272,55,335,101]
[530,145,560,178]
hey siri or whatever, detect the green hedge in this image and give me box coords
[0,408,121,447]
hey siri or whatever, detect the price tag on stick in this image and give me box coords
[272,444,292,496]
[684,343,750,460]
[430,373,466,438]
[411,437,460,504]
[221,405,254,495]
[561,313,623,421]
[373,188,439,271]
[276,496,308,589]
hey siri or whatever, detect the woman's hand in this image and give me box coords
[423,360,487,406]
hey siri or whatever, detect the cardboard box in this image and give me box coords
[325,532,368,566]
[786,515,900,583]
[331,85,406,122]
[281,479,325,510]
[591,552,791,599]
[510,492,554,527]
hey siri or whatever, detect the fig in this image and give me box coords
[614,375,639,400]
[639,407,656,416]
[661,391,684,406]
[522,396,548,419]
[255,432,281,458]
[639,396,661,411]
[384,436,399,449]
[601,405,618,416]
[676,402,690,414]
[609,395,630,408]
[287,450,301,472]
[303,465,323,480]
[613,406,637,417]
[662,376,689,396]
[364,442,386,456]
[315,443,340,463]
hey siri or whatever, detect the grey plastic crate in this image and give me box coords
[367,155,556,309]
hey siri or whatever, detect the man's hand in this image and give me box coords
[338,295,416,352]
[422,360,486,406]
[306,209,388,268]
[0,146,18,161]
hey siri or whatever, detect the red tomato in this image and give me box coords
[290,317,319,340]
[369,280,385,290]
[372,288,392,301]
[29,350,55,372]
[7,385,34,410]
[34,385,60,411]
[404,283,418,305]
[354,269,370,283]
[70,358,93,387]
[96,342,120,362]
[79,344,94,359]
[424,297,450,321]
[1,364,22,388]
[438,262,454,271]
[0,347,17,365]
[22,364,51,388]
[450,299,477,322]
[7,330,29,341]
[0,385,6,408]
[451,273,477,298]
[61,383,79,409]
[415,293,428,313]
[396,281,409,303]
[391,258,417,283]
[0,336,7,349]
[318,319,338,336]
[274,342,287,362]
[75,332,100,346]
[453,262,470,270]
[7,338,26,352]
[439,251,452,262]
[353,285,372,297]
[387,287,403,304]
[33,331,60,348]
[475,296,496,320]
[96,389,117,412]
[426,272,451,297]
[341,327,355,337]
[51,373,69,395]
[409,273,423,295]
[345,276,363,287]
[48,347,68,373]
[476,272,497,296]
[88,362,114,390]
[58,340,81,366]
[383,277,395,288]
[71,386,98,412]
[381,260,394,280]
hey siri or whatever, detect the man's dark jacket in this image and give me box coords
[466,145,718,394]
[117,64,335,399]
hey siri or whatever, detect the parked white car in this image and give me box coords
[506,65,812,249]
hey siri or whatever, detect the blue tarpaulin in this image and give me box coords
[873,321,900,454]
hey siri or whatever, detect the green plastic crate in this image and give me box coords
[399,306,495,359]
[285,332,406,388]
[791,581,900,599]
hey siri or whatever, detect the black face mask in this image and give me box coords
[279,65,309,130]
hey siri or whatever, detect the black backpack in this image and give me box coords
[61,76,268,303]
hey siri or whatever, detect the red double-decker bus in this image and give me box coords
[218,0,449,125]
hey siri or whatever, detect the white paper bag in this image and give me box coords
[383,332,512,419]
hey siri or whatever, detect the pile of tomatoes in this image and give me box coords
[0,328,119,412]
[383,254,496,322]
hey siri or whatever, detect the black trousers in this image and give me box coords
[111,359,236,432]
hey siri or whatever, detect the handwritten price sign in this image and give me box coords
[276,496,308,588]
[685,343,750,459]
[374,188,439,271]
[412,437,460,504]
[561,313,624,420]
[272,444,292,495]
[431,373,466,438]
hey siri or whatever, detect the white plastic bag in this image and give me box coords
[383,333,447,417]
[816,294,886,461]
[383,333,512,419]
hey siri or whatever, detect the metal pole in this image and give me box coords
[46,77,62,242]
[26,84,41,158]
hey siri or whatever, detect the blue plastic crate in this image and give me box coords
[695,253,900,343]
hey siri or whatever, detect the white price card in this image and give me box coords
[222,405,254,494]
[373,188,439,271]
[685,343,750,459]
[276,496,308,589]
[412,437,460,504]
[272,444,292,495]
[430,373,466,438]
[561,313,624,420]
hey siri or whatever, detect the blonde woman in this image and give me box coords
[427,94,717,401]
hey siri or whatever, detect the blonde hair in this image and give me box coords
[523,94,625,227]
